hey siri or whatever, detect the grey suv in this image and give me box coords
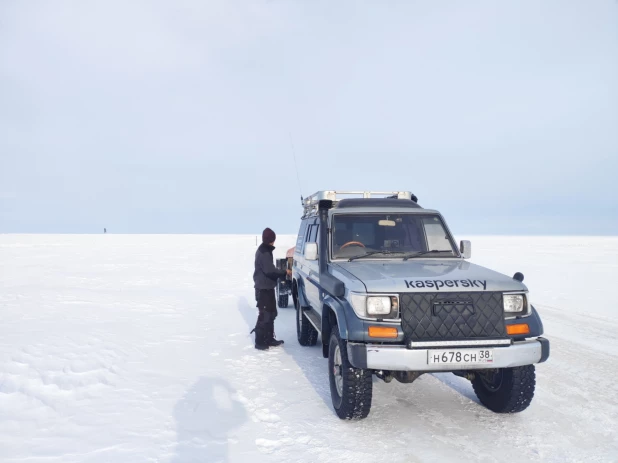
[292,191,549,420]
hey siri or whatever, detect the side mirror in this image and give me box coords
[460,240,471,259]
[304,243,318,261]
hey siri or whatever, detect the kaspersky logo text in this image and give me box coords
[404,279,487,291]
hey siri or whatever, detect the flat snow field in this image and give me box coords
[1,235,617,463]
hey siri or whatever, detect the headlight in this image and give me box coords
[367,297,392,315]
[504,294,525,313]
[350,294,399,319]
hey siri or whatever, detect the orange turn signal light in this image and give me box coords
[368,326,398,338]
[506,323,530,335]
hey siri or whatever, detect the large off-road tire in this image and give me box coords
[328,329,372,420]
[472,365,536,413]
[296,300,318,346]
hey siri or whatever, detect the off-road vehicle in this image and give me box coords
[292,191,549,419]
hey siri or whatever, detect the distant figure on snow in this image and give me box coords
[251,228,291,350]
[104,228,107,234]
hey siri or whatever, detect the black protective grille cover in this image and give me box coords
[400,292,507,343]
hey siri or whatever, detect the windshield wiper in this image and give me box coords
[348,249,454,262]
[402,250,455,261]
[348,251,399,262]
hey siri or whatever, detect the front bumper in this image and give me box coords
[347,337,550,371]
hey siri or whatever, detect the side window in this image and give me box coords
[301,222,320,260]
[301,220,316,254]
[309,224,320,260]
[305,224,315,244]
[309,224,319,243]
[295,220,309,254]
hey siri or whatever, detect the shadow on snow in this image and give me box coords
[171,376,247,463]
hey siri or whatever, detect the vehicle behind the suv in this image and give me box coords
[291,191,549,419]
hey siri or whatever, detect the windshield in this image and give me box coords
[331,213,457,260]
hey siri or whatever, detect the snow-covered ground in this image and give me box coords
[1,235,617,463]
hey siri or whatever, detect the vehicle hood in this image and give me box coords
[333,259,527,293]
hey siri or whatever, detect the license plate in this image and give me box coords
[427,349,494,365]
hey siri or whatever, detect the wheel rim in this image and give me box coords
[333,344,343,397]
[479,369,504,392]
[297,304,302,336]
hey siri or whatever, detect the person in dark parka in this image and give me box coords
[252,228,291,350]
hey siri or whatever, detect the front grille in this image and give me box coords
[399,292,506,343]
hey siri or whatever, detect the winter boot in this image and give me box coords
[253,326,269,351]
[266,321,284,347]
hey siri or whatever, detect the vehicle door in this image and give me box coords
[303,221,321,310]
[294,218,315,307]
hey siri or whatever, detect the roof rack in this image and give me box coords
[302,191,415,217]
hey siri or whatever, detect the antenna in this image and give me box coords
[288,132,304,204]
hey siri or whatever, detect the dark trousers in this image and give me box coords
[253,289,278,346]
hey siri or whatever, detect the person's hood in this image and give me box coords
[332,259,527,293]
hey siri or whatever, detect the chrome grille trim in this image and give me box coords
[408,339,512,348]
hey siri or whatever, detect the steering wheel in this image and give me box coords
[340,241,366,250]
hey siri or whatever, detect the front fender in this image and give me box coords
[527,305,544,336]
[322,295,349,340]
[322,295,367,342]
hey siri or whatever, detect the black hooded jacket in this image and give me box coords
[253,243,286,290]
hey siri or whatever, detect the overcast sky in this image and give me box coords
[1,0,617,235]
